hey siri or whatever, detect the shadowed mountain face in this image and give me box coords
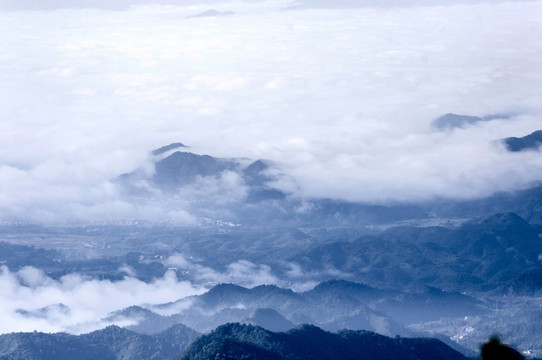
[0,324,200,360]
[176,323,469,360]
[121,279,483,337]
[503,130,542,152]
[0,332,111,360]
[324,208,535,289]
[290,212,542,293]
[425,184,542,224]
[105,306,184,335]
[245,309,295,333]
[119,146,288,207]
[151,151,238,189]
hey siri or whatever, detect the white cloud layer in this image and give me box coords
[0,0,542,221]
[0,265,205,334]
[0,256,315,334]
[165,254,279,287]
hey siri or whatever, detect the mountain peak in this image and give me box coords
[152,142,187,156]
[310,279,373,292]
[151,151,235,189]
[503,130,542,152]
[246,308,295,332]
[432,113,482,130]
[207,283,250,295]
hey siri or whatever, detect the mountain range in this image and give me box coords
[0,322,472,360]
[0,324,200,360]
[3,125,542,358]
[116,122,542,227]
[176,323,468,360]
[291,212,542,294]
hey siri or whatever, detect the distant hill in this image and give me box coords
[176,323,468,360]
[290,212,542,293]
[115,142,542,227]
[105,306,184,335]
[503,130,542,152]
[432,113,484,130]
[245,308,295,333]
[423,184,542,224]
[118,145,287,206]
[0,324,200,360]
[151,151,237,189]
[431,112,512,130]
[152,142,187,156]
[0,241,60,271]
[139,278,486,337]
[0,332,109,360]
[116,144,431,226]
[186,9,235,18]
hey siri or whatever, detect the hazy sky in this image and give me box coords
[1,0,542,223]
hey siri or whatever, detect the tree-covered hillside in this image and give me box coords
[176,323,469,360]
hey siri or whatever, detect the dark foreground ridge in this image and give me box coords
[176,323,468,360]
[0,322,471,360]
[0,324,200,360]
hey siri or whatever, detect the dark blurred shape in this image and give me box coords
[432,113,483,130]
[152,142,187,156]
[481,336,525,360]
[431,112,513,131]
[186,9,235,18]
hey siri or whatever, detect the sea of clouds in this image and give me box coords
[0,255,321,334]
[0,0,541,335]
[1,0,541,223]
[0,265,202,333]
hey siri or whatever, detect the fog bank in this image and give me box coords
[0,0,541,222]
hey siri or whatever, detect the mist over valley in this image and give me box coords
[1,0,541,359]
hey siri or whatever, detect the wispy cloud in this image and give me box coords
[165,254,279,288]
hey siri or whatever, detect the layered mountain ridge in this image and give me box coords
[0,322,472,360]
[3,126,542,358]
[0,324,200,360]
[176,323,468,360]
[116,127,542,227]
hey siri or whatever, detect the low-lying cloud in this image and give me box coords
[165,253,345,293]
[165,254,279,288]
[0,255,322,334]
[0,0,541,222]
[0,265,204,334]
